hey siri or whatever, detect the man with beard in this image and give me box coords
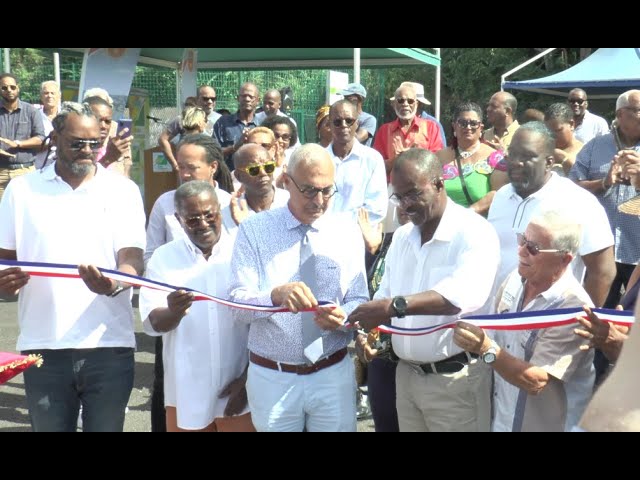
[348,148,500,432]
[140,181,253,432]
[0,102,146,431]
[488,122,616,307]
[0,73,46,200]
[567,88,609,144]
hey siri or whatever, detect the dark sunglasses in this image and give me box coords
[516,233,564,256]
[240,161,276,177]
[274,133,291,141]
[201,96,217,102]
[567,98,585,105]
[1,85,18,91]
[68,139,103,151]
[456,119,482,129]
[396,98,416,105]
[183,211,219,229]
[332,117,357,127]
[286,173,337,199]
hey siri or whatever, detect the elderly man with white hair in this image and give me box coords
[454,209,595,432]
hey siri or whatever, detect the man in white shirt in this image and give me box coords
[254,89,297,127]
[454,210,595,431]
[488,121,616,307]
[568,88,610,144]
[326,99,388,223]
[0,102,146,432]
[140,181,253,432]
[348,148,500,432]
[229,144,369,432]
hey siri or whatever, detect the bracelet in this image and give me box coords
[602,177,610,190]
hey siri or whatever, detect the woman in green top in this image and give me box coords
[437,101,509,216]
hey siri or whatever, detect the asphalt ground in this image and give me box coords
[0,295,374,432]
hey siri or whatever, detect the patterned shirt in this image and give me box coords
[229,206,369,364]
[569,133,640,265]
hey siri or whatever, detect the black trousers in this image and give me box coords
[367,357,399,432]
[151,336,166,432]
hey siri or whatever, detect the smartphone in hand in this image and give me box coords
[116,119,133,139]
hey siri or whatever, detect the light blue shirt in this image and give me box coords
[574,110,609,144]
[358,111,377,147]
[229,206,368,363]
[326,141,388,223]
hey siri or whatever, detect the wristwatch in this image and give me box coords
[481,340,500,365]
[107,280,127,298]
[15,140,21,148]
[390,296,408,319]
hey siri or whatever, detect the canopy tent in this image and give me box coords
[502,48,640,99]
[39,48,441,116]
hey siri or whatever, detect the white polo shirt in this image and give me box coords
[0,163,146,351]
[139,232,249,430]
[144,185,232,263]
[488,172,614,289]
[374,199,500,363]
[221,187,289,236]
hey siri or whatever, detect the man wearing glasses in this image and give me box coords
[567,88,609,144]
[140,181,253,432]
[0,102,146,431]
[373,83,443,181]
[222,143,289,234]
[0,73,46,200]
[348,148,500,432]
[229,143,369,431]
[453,210,595,432]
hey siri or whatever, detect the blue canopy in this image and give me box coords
[503,48,640,98]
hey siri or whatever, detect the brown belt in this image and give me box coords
[249,348,348,375]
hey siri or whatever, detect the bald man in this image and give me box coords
[484,91,520,150]
[254,89,297,127]
[229,143,368,432]
[567,88,609,144]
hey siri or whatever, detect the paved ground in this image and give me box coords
[0,296,373,432]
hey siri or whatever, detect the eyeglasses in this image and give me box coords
[274,133,291,141]
[286,173,337,199]
[396,98,416,105]
[201,96,217,102]
[456,119,482,129]
[516,233,564,256]
[182,211,219,229]
[567,98,586,105]
[1,85,18,92]
[239,161,276,177]
[332,117,357,127]
[623,106,640,116]
[68,139,103,151]
[389,189,424,206]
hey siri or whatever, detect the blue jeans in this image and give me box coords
[22,348,134,432]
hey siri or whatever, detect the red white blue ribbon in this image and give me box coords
[376,307,634,336]
[0,259,335,313]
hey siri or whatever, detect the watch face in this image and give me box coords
[483,351,497,364]
[394,297,407,310]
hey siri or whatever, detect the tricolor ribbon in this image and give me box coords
[0,259,335,313]
[377,307,634,336]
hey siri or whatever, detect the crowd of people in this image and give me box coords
[1,70,639,432]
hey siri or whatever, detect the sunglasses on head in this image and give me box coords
[456,119,482,129]
[568,98,585,105]
[183,211,219,229]
[396,98,416,105]
[201,96,217,102]
[332,117,357,127]
[240,161,276,177]
[68,139,103,151]
[1,85,18,91]
[516,233,564,256]
[250,141,273,150]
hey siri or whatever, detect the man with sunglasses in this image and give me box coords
[454,210,595,431]
[567,88,608,144]
[229,143,369,431]
[0,102,146,431]
[488,122,615,309]
[338,83,376,147]
[140,181,253,432]
[348,148,500,432]
[373,83,443,181]
[326,99,387,223]
[222,143,289,234]
[0,73,46,201]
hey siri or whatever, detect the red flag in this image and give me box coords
[0,352,43,385]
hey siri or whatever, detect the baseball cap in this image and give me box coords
[339,83,367,99]
[390,81,431,105]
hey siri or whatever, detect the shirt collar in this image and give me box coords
[181,231,225,261]
[536,268,576,303]
[390,116,419,133]
[284,204,329,232]
[406,198,457,247]
[41,161,106,183]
